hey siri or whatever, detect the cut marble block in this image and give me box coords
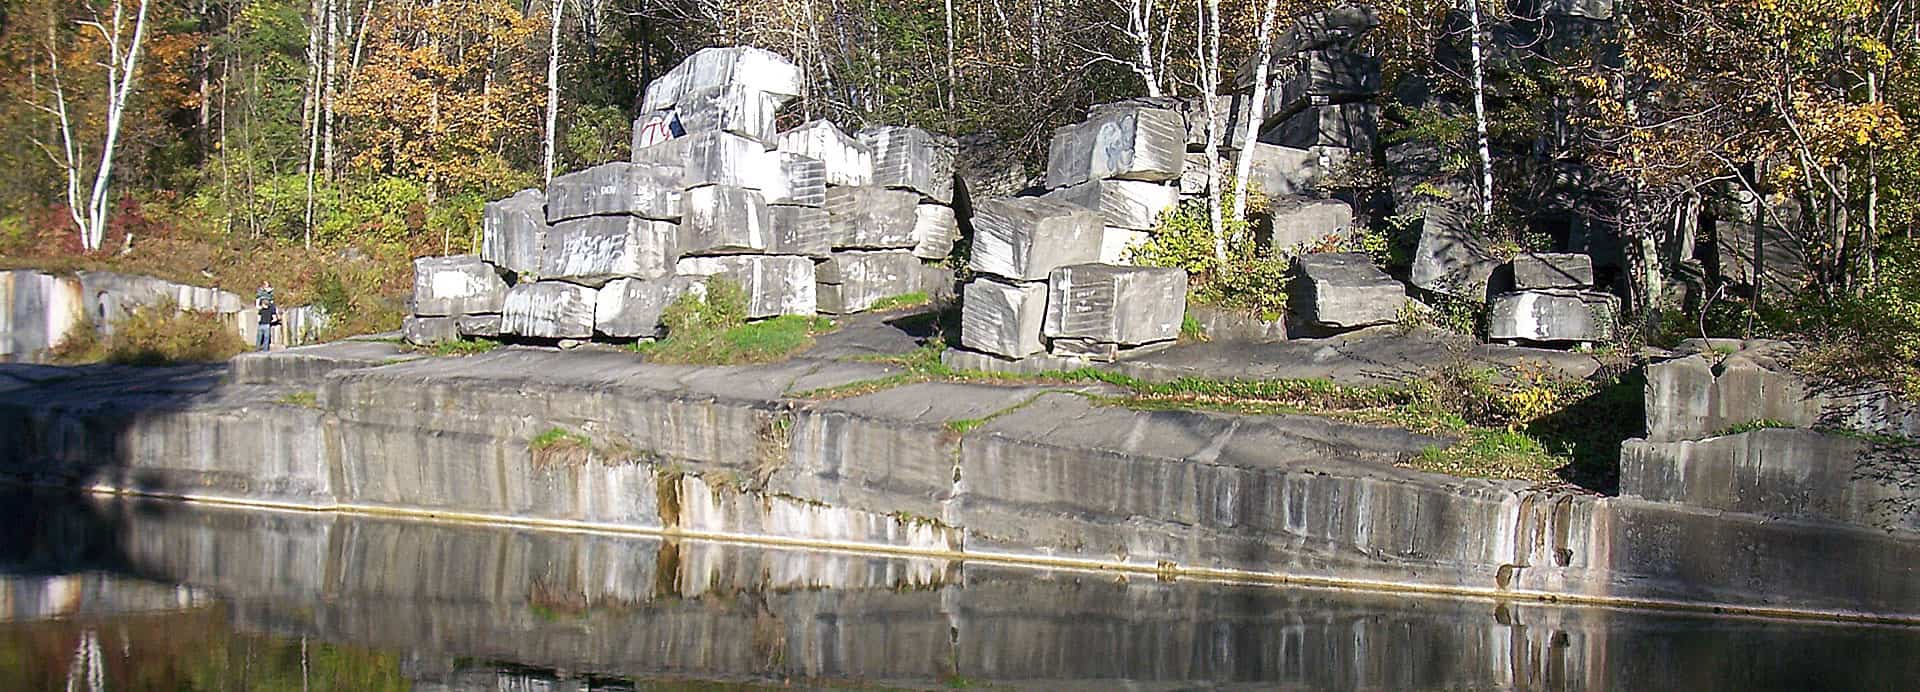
[481,188,549,275]
[775,120,874,186]
[502,281,598,339]
[403,315,460,346]
[1042,263,1186,345]
[1487,289,1619,344]
[546,162,684,223]
[960,277,1049,359]
[633,130,772,190]
[680,185,772,255]
[1179,153,1211,195]
[1261,49,1382,123]
[1272,102,1377,152]
[630,110,687,156]
[673,255,817,318]
[455,314,502,338]
[412,255,508,317]
[1292,252,1407,329]
[594,276,707,338]
[911,204,959,260]
[1230,6,1383,90]
[1042,178,1179,230]
[768,206,833,257]
[1045,105,1186,189]
[541,216,680,285]
[858,126,956,204]
[1410,201,1501,297]
[1246,143,1351,197]
[671,84,781,142]
[1511,252,1595,290]
[824,185,920,249]
[1266,197,1354,251]
[747,152,827,207]
[813,250,919,314]
[1099,227,1152,265]
[640,46,803,112]
[968,197,1103,281]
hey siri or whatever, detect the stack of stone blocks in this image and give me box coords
[404,47,959,345]
[1487,253,1618,345]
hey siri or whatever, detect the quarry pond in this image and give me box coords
[0,490,1915,690]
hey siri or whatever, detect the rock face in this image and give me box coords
[968,198,1103,282]
[411,255,508,317]
[1621,428,1919,534]
[639,46,804,112]
[481,188,549,275]
[502,281,598,339]
[541,216,680,285]
[1274,102,1376,151]
[1292,253,1406,329]
[859,126,955,204]
[1511,253,1594,290]
[1042,264,1186,345]
[674,255,817,318]
[754,153,827,207]
[1245,144,1351,197]
[815,250,920,314]
[1265,197,1354,251]
[1409,203,1499,297]
[1042,178,1179,231]
[545,163,684,223]
[1262,50,1382,123]
[594,276,706,338]
[1644,340,1920,442]
[961,277,1049,358]
[768,205,833,258]
[1231,6,1382,90]
[402,315,460,346]
[824,186,919,249]
[669,84,782,142]
[910,204,959,260]
[1486,289,1617,343]
[1045,105,1186,189]
[680,185,773,255]
[776,120,874,187]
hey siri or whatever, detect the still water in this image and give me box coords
[0,488,1915,690]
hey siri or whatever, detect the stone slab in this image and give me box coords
[859,126,956,204]
[814,250,920,315]
[968,197,1103,282]
[1621,428,1918,534]
[1512,253,1594,290]
[1045,106,1186,189]
[639,46,804,112]
[403,315,460,346]
[541,216,680,285]
[673,255,817,318]
[1266,197,1354,251]
[680,185,773,255]
[481,188,549,275]
[1292,252,1407,329]
[1486,289,1618,343]
[960,277,1049,359]
[775,120,875,187]
[227,340,421,385]
[768,205,833,258]
[411,255,508,317]
[670,84,781,142]
[502,281,598,339]
[1410,201,1500,297]
[1271,103,1376,152]
[546,162,684,223]
[824,186,920,249]
[1042,263,1186,345]
[594,276,708,338]
[1042,178,1178,231]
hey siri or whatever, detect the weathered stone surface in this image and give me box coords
[502,281,598,339]
[1099,227,1152,265]
[1246,143,1351,197]
[629,110,686,155]
[768,205,833,257]
[680,185,773,255]
[674,255,817,318]
[1179,153,1211,195]
[859,127,956,204]
[1410,202,1500,297]
[960,277,1048,358]
[1042,264,1186,345]
[814,250,920,315]
[546,163,684,223]
[77,270,247,317]
[775,120,874,186]
[1042,178,1178,231]
[1644,340,1920,442]
[911,204,959,260]
[541,216,680,285]
[1230,5,1383,90]
[227,340,420,385]
[1292,253,1407,330]
[1265,196,1353,251]
[1260,50,1382,124]
[1186,304,1289,342]
[1621,428,1919,534]
[1272,103,1376,152]
[594,276,707,338]
[640,46,803,112]
[1713,190,1810,294]
[1486,289,1618,343]
[455,313,501,337]
[1,270,85,362]
[677,130,773,190]
[968,197,1103,282]
[670,84,781,142]
[481,188,549,275]
[824,186,920,249]
[751,153,827,207]
[1047,337,1120,361]
[411,255,508,317]
[403,315,460,345]
[1045,106,1186,189]
[1512,252,1594,290]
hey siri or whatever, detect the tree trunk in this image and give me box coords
[544,0,564,184]
[1202,0,1225,261]
[1230,0,1279,224]
[1466,0,1494,220]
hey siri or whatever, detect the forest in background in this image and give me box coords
[0,0,1916,393]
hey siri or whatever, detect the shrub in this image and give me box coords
[641,277,836,364]
[52,298,250,366]
[1131,182,1294,319]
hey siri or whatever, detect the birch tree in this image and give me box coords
[1201,0,1226,261]
[1230,0,1280,224]
[37,0,155,252]
[1464,0,1493,220]
[543,0,564,184]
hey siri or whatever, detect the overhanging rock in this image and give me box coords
[1042,264,1186,345]
[1042,178,1178,231]
[1045,105,1186,189]
[859,126,956,204]
[961,277,1049,358]
[542,216,680,285]
[1292,252,1406,329]
[411,255,507,317]
[481,188,549,275]
[824,186,919,249]
[670,84,781,142]
[594,276,707,338]
[969,197,1103,282]
[1487,289,1618,343]
[546,163,684,223]
[776,120,875,187]
[502,281,598,339]
[674,255,817,318]
[815,250,920,314]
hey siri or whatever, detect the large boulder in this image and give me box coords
[679,185,772,256]
[814,250,921,315]
[545,163,683,223]
[1485,289,1618,343]
[481,188,549,275]
[1409,201,1501,297]
[674,255,817,318]
[775,120,875,187]
[859,126,956,204]
[594,276,707,338]
[968,197,1103,282]
[541,216,680,285]
[667,84,781,142]
[1042,264,1187,346]
[402,315,460,346]
[676,130,773,190]
[502,281,598,339]
[411,255,508,317]
[961,277,1049,359]
[1265,197,1353,251]
[1230,5,1382,90]
[1511,253,1594,290]
[824,186,920,249]
[1042,178,1179,231]
[1291,252,1406,329]
[640,46,803,112]
[1045,104,1186,189]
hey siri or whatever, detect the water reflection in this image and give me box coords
[0,489,1914,690]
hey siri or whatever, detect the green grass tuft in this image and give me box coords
[276,390,320,408]
[425,337,501,356]
[636,277,837,364]
[869,291,932,312]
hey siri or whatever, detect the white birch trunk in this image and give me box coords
[544,0,564,184]
[1203,0,1225,261]
[1466,0,1494,220]
[1230,0,1279,224]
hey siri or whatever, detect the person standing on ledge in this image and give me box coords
[255,282,277,352]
